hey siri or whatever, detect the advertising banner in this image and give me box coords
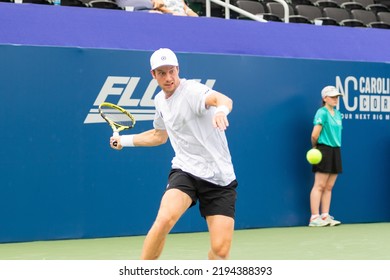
[1,45,389,242]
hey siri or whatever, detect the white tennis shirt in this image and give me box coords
[153,79,236,186]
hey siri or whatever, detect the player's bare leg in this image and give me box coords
[141,189,192,260]
[206,215,234,260]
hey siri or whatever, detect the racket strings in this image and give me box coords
[101,108,135,128]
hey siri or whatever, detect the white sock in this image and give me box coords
[310,214,320,221]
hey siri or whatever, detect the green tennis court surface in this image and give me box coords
[1,223,389,260]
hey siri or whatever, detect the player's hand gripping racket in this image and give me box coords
[99,102,136,147]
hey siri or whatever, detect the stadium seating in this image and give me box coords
[288,15,313,23]
[266,1,294,18]
[377,11,390,23]
[312,0,339,8]
[323,6,366,26]
[295,3,323,20]
[290,0,314,6]
[340,1,365,11]
[4,0,389,29]
[235,0,282,21]
[325,0,348,6]
[61,0,87,6]
[22,0,52,4]
[366,10,390,27]
[115,0,153,10]
[355,0,389,12]
[374,0,390,9]
[87,0,122,9]
[295,4,339,24]
[265,2,312,23]
[350,9,387,26]
[187,0,224,17]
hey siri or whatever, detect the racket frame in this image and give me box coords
[98,102,136,145]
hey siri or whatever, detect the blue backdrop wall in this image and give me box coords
[0,3,389,243]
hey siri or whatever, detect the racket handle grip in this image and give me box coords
[113,131,119,147]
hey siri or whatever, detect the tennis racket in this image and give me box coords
[99,102,136,146]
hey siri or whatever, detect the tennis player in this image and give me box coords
[110,48,238,259]
[309,86,343,227]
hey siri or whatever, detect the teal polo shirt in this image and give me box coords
[313,107,343,147]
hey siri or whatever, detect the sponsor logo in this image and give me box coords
[336,76,390,121]
[84,76,216,124]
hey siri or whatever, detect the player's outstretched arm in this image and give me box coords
[110,129,168,150]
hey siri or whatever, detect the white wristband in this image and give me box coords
[215,105,230,116]
[120,135,135,147]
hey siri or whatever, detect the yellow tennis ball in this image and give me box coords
[306,148,322,164]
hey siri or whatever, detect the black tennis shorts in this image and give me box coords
[312,144,342,174]
[166,169,238,219]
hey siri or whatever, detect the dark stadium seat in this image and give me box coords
[236,0,265,15]
[61,0,87,6]
[23,0,52,4]
[295,4,323,20]
[341,19,366,26]
[367,10,390,27]
[313,0,339,8]
[236,0,282,21]
[266,2,311,22]
[289,15,313,22]
[330,0,351,6]
[290,0,314,6]
[367,4,389,12]
[354,0,389,12]
[377,11,390,23]
[323,7,366,26]
[351,9,380,25]
[236,0,267,19]
[340,1,365,10]
[374,0,390,9]
[295,4,339,24]
[368,21,390,27]
[186,0,224,17]
[87,0,122,9]
[266,2,294,19]
[115,0,153,10]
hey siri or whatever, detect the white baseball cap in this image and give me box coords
[321,86,342,98]
[150,48,179,70]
